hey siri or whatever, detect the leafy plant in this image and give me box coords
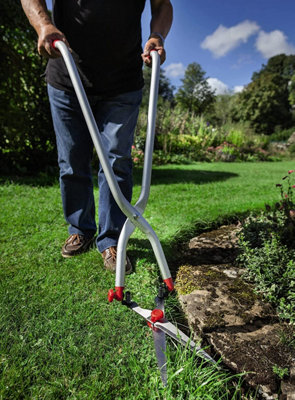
[272,365,289,380]
[237,170,295,323]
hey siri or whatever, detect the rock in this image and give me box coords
[209,324,293,399]
[269,142,288,152]
[187,224,241,264]
[177,265,275,336]
[281,366,295,399]
[287,132,295,147]
[175,223,295,399]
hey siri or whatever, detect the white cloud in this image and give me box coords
[164,63,186,78]
[233,85,244,93]
[255,30,295,59]
[201,20,260,58]
[207,77,229,95]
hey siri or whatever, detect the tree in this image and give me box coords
[175,62,215,114]
[252,54,295,81]
[0,0,56,173]
[206,93,239,127]
[234,72,292,134]
[234,54,295,134]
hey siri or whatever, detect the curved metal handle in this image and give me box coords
[52,40,173,300]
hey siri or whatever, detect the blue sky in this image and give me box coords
[46,0,295,94]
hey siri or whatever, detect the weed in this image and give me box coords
[272,365,289,380]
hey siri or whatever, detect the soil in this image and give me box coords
[174,223,295,400]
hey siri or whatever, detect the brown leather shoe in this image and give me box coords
[61,234,94,258]
[101,246,132,275]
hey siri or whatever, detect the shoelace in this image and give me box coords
[67,234,82,245]
[105,247,117,260]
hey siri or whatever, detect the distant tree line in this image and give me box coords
[143,53,295,135]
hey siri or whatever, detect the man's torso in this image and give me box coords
[46,0,146,95]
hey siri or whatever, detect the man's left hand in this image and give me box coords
[142,37,166,67]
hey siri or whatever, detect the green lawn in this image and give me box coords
[1,161,294,399]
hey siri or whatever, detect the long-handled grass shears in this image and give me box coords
[53,40,216,385]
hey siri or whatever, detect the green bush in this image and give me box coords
[134,100,277,165]
[0,1,56,174]
[269,127,295,142]
[237,171,295,323]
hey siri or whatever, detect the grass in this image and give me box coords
[1,160,294,399]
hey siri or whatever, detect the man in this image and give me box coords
[20,0,173,274]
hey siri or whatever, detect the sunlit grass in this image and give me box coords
[1,161,294,398]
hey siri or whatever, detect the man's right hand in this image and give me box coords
[38,24,70,58]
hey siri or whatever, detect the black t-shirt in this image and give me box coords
[46,0,146,96]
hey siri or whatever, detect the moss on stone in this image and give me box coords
[227,279,258,307]
[175,265,202,295]
[204,312,226,330]
[176,265,230,295]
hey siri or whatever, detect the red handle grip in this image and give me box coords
[52,40,59,49]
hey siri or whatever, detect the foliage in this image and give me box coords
[234,72,292,134]
[289,74,295,107]
[131,145,144,166]
[0,0,55,174]
[272,365,289,380]
[252,54,295,81]
[205,93,239,127]
[234,54,295,135]
[269,127,295,143]
[133,102,273,165]
[237,171,295,323]
[175,63,215,114]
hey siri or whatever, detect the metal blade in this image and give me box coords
[126,300,215,365]
[127,301,151,319]
[155,295,164,311]
[154,319,216,364]
[153,328,167,386]
[153,294,167,385]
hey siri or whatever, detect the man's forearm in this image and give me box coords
[20,0,68,58]
[150,0,173,40]
[142,0,173,66]
[20,0,52,36]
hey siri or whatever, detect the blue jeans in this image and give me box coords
[47,84,142,252]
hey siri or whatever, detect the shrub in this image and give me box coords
[1,1,56,174]
[269,127,295,143]
[237,171,295,323]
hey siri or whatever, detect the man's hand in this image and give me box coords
[142,36,166,67]
[38,24,70,58]
[142,0,173,67]
[20,0,70,59]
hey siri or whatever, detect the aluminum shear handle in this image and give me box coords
[52,40,215,385]
[53,41,174,301]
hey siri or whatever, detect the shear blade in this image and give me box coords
[153,328,167,386]
[154,319,216,364]
[153,294,167,385]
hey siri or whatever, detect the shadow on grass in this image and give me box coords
[0,172,59,187]
[0,166,238,188]
[133,168,238,186]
